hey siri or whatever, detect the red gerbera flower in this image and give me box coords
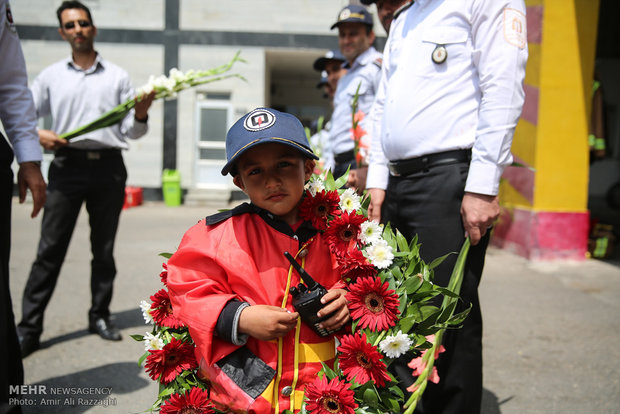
[299,189,340,231]
[160,387,214,413]
[150,288,185,328]
[337,332,391,387]
[305,376,357,414]
[346,276,400,331]
[145,337,198,384]
[325,211,366,256]
[160,262,168,286]
[338,248,376,282]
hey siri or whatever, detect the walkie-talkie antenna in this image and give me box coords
[284,251,318,289]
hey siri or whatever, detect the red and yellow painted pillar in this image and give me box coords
[492,0,600,260]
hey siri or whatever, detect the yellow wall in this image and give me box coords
[502,0,599,213]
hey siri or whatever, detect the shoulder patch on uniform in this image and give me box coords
[503,8,526,49]
[205,203,253,226]
[373,57,383,69]
[393,0,413,21]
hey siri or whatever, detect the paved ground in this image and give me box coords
[7,199,620,413]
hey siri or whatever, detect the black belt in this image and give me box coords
[56,147,122,160]
[388,149,471,177]
[334,149,355,164]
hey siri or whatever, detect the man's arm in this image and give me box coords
[463,0,528,244]
[0,0,46,217]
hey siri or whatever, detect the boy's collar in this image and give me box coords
[205,202,317,243]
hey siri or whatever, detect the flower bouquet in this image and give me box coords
[59,52,246,140]
[134,171,470,413]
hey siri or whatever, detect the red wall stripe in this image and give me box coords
[526,5,543,44]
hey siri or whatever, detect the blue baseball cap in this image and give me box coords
[221,108,318,176]
[313,49,346,71]
[331,5,374,30]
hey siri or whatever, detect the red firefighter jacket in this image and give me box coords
[167,203,345,413]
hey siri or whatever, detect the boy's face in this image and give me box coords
[233,143,315,225]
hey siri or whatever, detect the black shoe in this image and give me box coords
[88,318,122,341]
[19,335,40,358]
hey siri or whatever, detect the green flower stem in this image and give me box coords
[372,330,387,347]
[402,238,471,413]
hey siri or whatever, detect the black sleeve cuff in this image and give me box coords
[215,299,250,345]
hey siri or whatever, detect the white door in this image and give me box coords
[194,101,234,189]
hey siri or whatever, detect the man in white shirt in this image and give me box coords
[328,4,382,180]
[17,0,154,357]
[366,1,528,412]
[0,0,46,411]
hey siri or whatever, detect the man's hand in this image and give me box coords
[346,166,368,195]
[317,288,350,332]
[39,129,67,151]
[134,91,156,122]
[460,192,500,245]
[238,305,299,341]
[368,188,385,222]
[17,162,46,218]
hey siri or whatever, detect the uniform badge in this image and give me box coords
[5,1,17,33]
[339,8,351,21]
[431,45,447,64]
[243,109,276,131]
[503,8,526,49]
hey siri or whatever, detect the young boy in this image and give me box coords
[167,108,350,413]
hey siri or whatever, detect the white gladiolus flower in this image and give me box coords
[379,330,412,358]
[168,68,185,83]
[366,239,394,269]
[359,220,383,245]
[140,300,154,325]
[305,179,325,197]
[143,332,165,352]
[339,188,361,213]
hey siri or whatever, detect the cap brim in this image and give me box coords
[221,137,319,176]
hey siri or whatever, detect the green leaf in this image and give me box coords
[159,252,173,259]
[402,274,423,294]
[427,252,454,270]
[130,334,145,342]
[362,388,379,408]
[137,351,149,367]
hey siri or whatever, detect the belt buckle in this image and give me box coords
[86,151,101,160]
[388,162,400,177]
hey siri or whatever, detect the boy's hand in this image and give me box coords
[238,305,299,341]
[317,289,350,332]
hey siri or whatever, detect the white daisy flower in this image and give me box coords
[379,330,412,358]
[143,332,165,352]
[359,220,383,245]
[366,239,394,269]
[305,179,325,197]
[140,300,154,325]
[339,188,361,213]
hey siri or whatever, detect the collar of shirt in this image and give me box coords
[65,52,104,75]
[345,46,379,71]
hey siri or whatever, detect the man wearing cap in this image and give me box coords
[366,1,528,412]
[312,49,348,172]
[328,4,382,180]
[361,0,412,34]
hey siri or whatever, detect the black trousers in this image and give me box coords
[0,136,23,414]
[18,149,126,339]
[383,161,487,414]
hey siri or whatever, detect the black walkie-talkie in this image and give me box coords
[284,251,336,337]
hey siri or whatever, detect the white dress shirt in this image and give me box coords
[30,54,147,150]
[329,46,382,157]
[0,0,42,163]
[367,0,528,195]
